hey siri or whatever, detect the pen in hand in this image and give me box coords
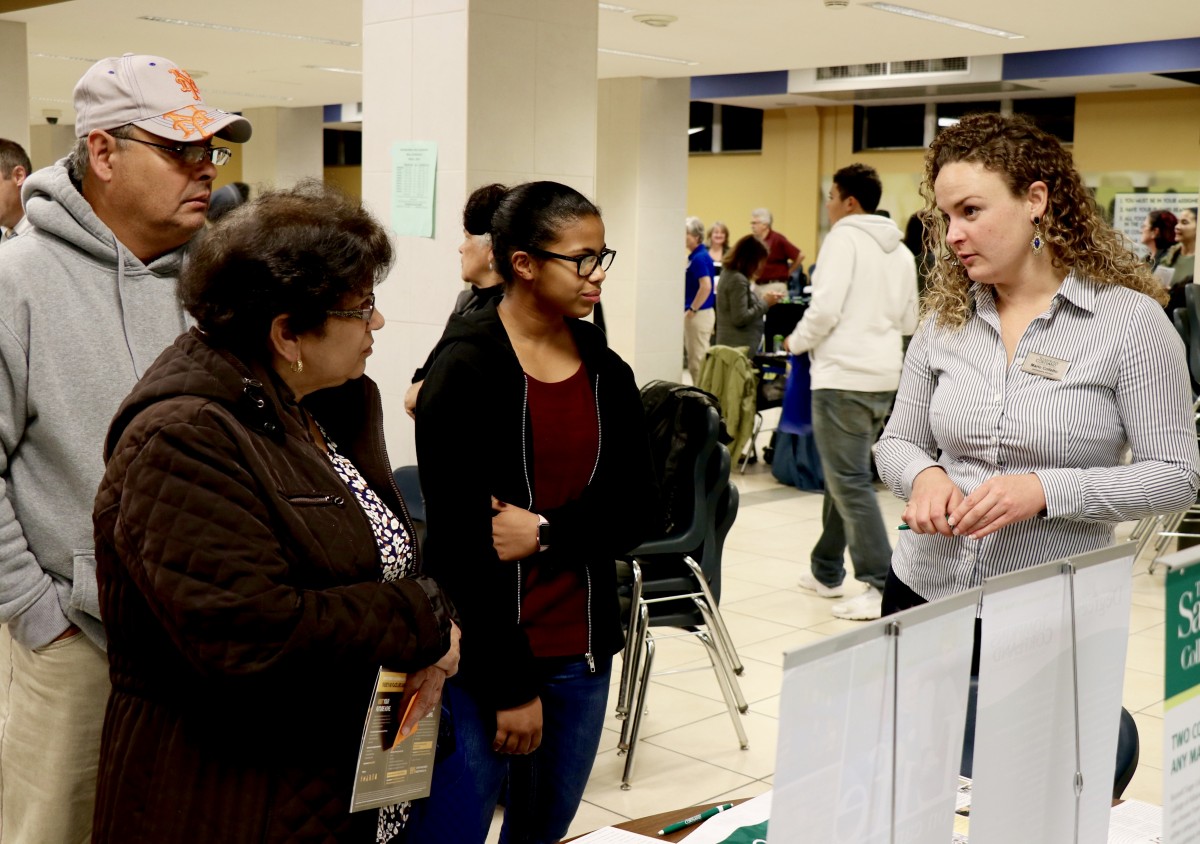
[658,802,734,835]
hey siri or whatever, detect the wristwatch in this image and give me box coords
[537,514,551,552]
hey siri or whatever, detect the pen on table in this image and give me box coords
[658,803,734,835]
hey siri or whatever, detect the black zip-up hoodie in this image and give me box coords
[415,305,658,710]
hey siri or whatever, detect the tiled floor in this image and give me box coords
[487,430,1172,841]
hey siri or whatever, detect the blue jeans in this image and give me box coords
[406,654,612,844]
[809,389,894,592]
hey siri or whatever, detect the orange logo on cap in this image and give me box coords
[162,106,217,139]
[170,68,202,101]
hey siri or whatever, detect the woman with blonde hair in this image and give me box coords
[706,220,731,279]
[875,113,1199,614]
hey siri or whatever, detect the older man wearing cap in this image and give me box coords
[0,53,250,842]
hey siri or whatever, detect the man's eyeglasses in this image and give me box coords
[327,295,376,323]
[120,136,233,166]
[528,247,616,277]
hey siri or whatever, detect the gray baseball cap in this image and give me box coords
[74,53,252,143]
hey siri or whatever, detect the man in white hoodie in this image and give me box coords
[0,54,250,842]
[786,163,918,621]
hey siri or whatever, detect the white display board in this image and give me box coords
[770,590,979,844]
[969,544,1135,844]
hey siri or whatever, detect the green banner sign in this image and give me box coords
[1166,566,1200,706]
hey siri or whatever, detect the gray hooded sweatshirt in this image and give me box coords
[0,160,191,650]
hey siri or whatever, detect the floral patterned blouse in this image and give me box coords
[318,423,414,844]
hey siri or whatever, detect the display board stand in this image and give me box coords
[770,589,981,844]
[969,543,1135,844]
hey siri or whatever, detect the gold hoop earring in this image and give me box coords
[1031,216,1045,256]
[290,356,304,373]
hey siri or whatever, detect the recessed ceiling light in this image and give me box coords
[863,3,1024,39]
[305,66,363,75]
[633,14,677,27]
[138,16,359,47]
[598,47,697,66]
[207,89,295,103]
[599,3,635,11]
[32,52,98,63]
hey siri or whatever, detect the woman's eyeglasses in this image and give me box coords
[528,247,616,277]
[326,295,376,323]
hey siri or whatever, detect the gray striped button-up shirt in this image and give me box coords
[875,271,1200,601]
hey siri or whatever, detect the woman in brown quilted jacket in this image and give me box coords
[91,182,459,843]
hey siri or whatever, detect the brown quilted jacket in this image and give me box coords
[92,329,453,843]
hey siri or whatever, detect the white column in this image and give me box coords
[363,0,599,465]
[0,22,30,152]
[596,77,689,386]
[239,106,324,193]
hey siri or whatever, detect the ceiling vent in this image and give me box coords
[790,54,1001,100]
[816,56,969,81]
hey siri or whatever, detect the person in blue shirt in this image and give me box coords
[685,215,716,384]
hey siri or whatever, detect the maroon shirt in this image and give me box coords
[758,229,801,282]
[521,363,598,657]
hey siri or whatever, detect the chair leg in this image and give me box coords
[620,631,656,790]
[739,412,763,474]
[615,560,644,720]
[695,628,750,750]
[694,597,749,715]
[682,555,744,675]
[618,601,649,753]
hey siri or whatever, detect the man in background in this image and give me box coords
[750,207,805,296]
[0,139,31,242]
[785,163,918,622]
[0,53,250,841]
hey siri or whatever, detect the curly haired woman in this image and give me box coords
[874,113,1200,614]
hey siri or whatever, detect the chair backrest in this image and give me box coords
[639,381,722,542]
[1185,285,1200,391]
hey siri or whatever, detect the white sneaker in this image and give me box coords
[798,570,845,599]
[831,586,883,621]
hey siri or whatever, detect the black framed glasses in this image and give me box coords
[326,294,376,323]
[528,247,616,277]
[119,136,233,166]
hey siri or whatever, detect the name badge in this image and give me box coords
[1020,352,1071,381]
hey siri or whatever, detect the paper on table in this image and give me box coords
[1107,800,1162,844]
[567,827,659,843]
[955,777,972,813]
[682,792,771,844]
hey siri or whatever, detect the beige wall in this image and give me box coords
[688,89,1200,261]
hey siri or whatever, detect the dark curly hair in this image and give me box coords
[180,180,393,355]
[490,181,601,284]
[920,113,1163,329]
[462,183,507,236]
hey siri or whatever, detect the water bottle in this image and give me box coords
[773,334,784,353]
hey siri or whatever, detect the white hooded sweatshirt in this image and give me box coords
[787,213,919,392]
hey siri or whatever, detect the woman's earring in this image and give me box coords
[488,260,494,271]
[290,356,304,373]
[1031,216,1045,255]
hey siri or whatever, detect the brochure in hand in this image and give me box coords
[349,667,440,812]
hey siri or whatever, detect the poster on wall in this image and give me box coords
[1112,193,1198,260]
[390,141,437,238]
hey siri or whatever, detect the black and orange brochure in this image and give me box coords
[349,668,440,811]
